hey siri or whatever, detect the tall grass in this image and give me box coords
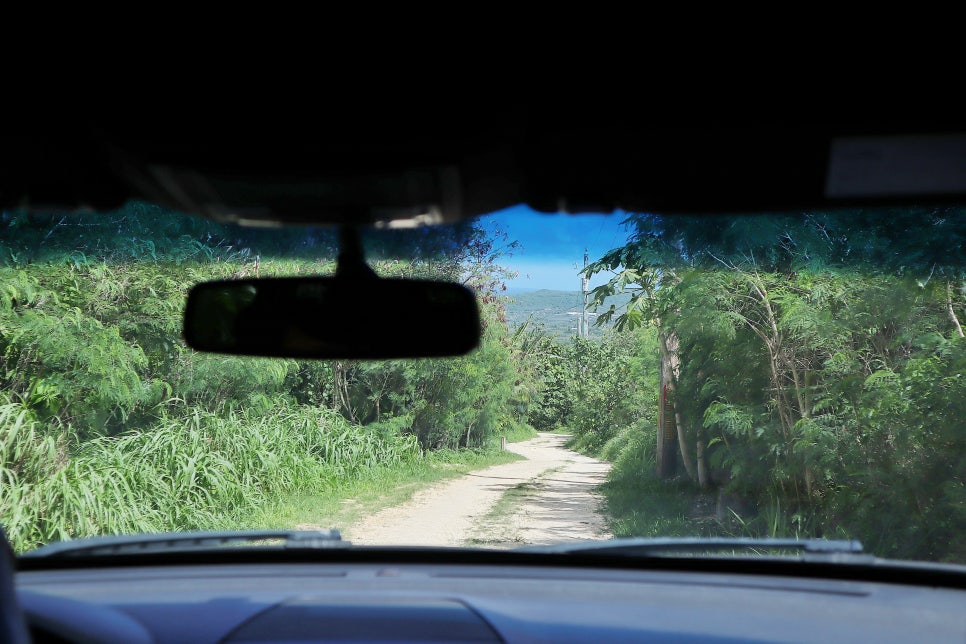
[579,423,723,539]
[0,395,420,552]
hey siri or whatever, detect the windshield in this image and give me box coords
[1,203,964,564]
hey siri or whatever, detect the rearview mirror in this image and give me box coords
[183,277,481,359]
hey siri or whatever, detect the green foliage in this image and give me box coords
[2,297,151,436]
[526,327,659,453]
[499,419,539,444]
[599,427,719,539]
[583,208,966,563]
[406,307,519,450]
[0,393,421,552]
[0,202,539,551]
[6,200,964,565]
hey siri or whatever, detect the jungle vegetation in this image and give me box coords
[2,203,964,564]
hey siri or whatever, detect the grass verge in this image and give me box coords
[568,424,722,539]
[493,421,539,445]
[602,474,720,539]
[1,388,536,552]
[249,447,526,535]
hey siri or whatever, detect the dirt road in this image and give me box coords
[346,433,612,547]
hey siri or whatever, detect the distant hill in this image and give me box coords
[503,289,632,339]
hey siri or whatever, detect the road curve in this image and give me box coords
[346,433,611,547]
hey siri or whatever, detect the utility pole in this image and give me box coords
[580,248,589,339]
[577,294,584,338]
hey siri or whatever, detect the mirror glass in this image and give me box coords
[184,277,480,359]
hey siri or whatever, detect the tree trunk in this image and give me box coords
[657,381,677,479]
[330,362,356,422]
[658,329,698,484]
[331,362,342,411]
[673,408,697,483]
[696,434,710,489]
[341,371,356,423]
[948,282,965,338]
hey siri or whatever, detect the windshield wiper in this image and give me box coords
[20,529,345,559]
[520,537,869,562]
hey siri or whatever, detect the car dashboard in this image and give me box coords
[16,557,966,643]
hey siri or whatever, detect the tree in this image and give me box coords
[582,209,966,560]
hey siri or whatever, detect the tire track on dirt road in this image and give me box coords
[346,433,611,547]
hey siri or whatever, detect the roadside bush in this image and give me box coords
[0,395,420,553]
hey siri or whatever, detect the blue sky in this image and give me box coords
[481,204,631,291]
